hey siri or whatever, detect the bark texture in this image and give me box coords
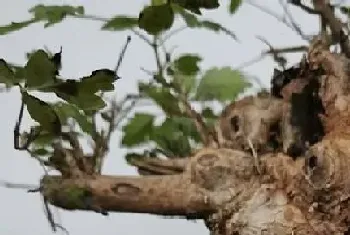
[40,37,350,234]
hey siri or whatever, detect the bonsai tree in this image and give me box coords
[2,0,350,234]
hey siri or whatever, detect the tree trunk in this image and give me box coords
[41,37,350,235]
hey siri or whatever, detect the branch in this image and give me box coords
[0,179,39,191]
[179,94,217,147]
[41,174,214,217]
[289,0,319,14]
[278,0,307,39]
[291,0,350,57]
[246,0,309,40]
[128,157,189,175]
[234,44,308,69]
[312,0,350,57]
[150,37,216,147]
[72,14,152,46]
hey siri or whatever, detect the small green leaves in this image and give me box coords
[151,0,167,5]
[151,118,191,157]
[229,0,242,14]
[79,69,117,93]
[29,4,84,27]
[175,8,237,40]
[340,6,350,15]
[195,67,251,102]
[24,50,56,88]
[41,69,117,113]
[0,59,20,87]
[0,19,38,35]
[172,0,220,15]
[52,102,93,135]
[102,16,139,31]
[139,83,181,115]
[22,92,61,133]
[122,113,155,147]
[174,54,201,76]
[138,4,175,35]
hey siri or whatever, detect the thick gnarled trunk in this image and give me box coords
[40,37,350,235]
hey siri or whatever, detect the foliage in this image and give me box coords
[0,0,249,165]
[195,67,250,102]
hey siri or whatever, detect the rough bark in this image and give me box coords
[38,36,350,235]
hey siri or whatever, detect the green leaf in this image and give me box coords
[0,19,38,35]
[176,9,237,40]
[174,6,200,26]
[195,67,251,102]
[125,152,145,165]
[229,0,242,14]
[0,59,21,87]
[66,93,106,113]
[31,148,51,156]
[200,20,237,40]
[201,107,218,126]
[52,102,93,135]
[340,6,350,15]
[29,4,84,27]
[22,92,61,133]
[40,69,116,113]
[173,74,196,96]
[30,129,57,147]
[138,4,175,35]
[24,50,56,88]
[170,116,201,141]
[122,113,155,147]
[79,69,117,94]
[172,0,220,15]
[174,54,201,76]
[151,0,167,5]
[102,16,139,31]
[150,117,193,157]
[139,83,181,115]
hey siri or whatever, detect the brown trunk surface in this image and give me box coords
[41,37,350,234]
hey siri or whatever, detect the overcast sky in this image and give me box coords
[0,0,322,234]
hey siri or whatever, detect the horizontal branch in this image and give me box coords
[129,157,189,175]
[41,174,214,217]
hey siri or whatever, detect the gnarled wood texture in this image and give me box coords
[40,37,350,235]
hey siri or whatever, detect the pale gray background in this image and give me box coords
[0,0,324,234]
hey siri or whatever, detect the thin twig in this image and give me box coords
[160,25,188,45]
[234,45,308,69]
[131,29,153,46]
[152,36,163,76]
[247,0,309,40]
[279,0,307,39]
[150,37,215,146]
[177,93,216,147]
[114,35,132,74]
[72,14,153,46]
[289,0,319,14]
[246,137,261,175]
[0,180,39,191]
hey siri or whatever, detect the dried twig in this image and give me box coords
[279,0,307,39]
[246,0,308,40]
[290,0,350,57]
[246,137,261,175]
[73,14,152,46]
[234,44,308,69]
[0,180,39,191]
[114,35,132,74]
